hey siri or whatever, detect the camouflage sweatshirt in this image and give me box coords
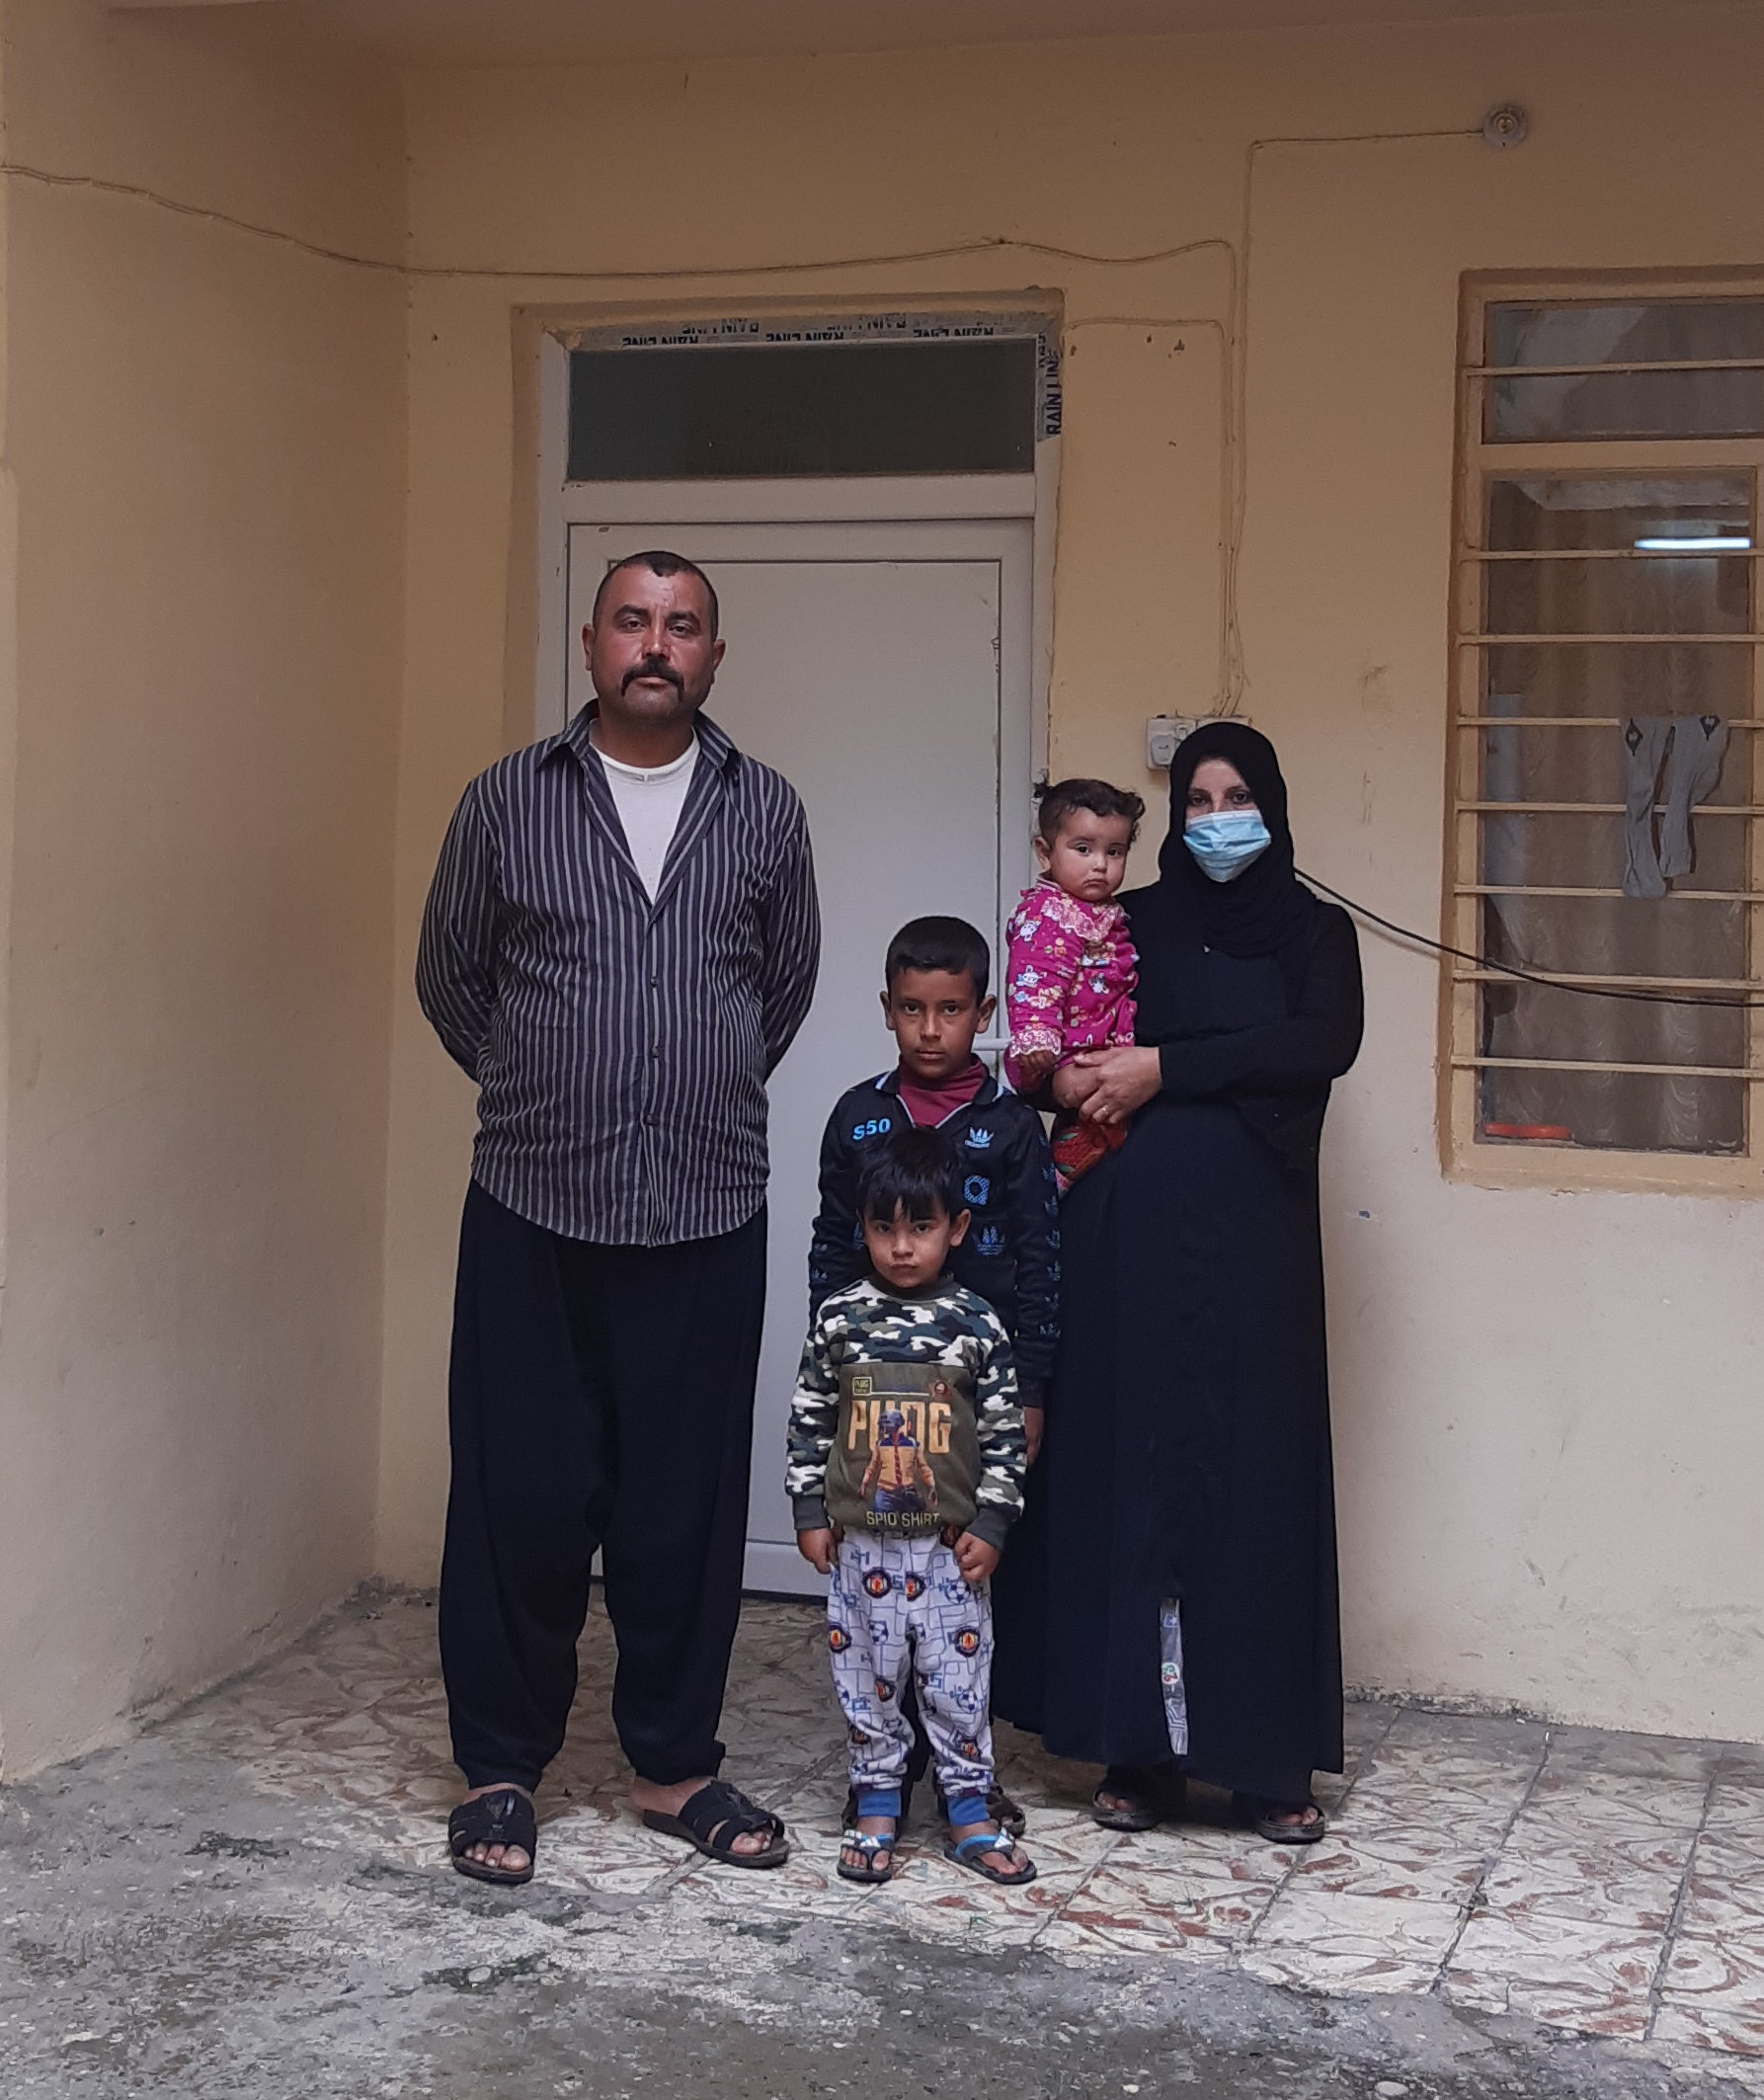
[785,1275,1025,1553]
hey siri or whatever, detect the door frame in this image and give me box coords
[525,323,1056,1595]
[529,326,1057,776]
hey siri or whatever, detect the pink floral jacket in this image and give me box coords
[1003,880,1138,1091]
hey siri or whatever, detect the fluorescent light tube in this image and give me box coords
[1634,534,1752,551]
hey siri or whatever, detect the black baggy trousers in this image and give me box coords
[440,1178,767,1792]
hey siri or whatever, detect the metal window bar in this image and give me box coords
[1462,632,1758,645]
[1456,1056,1761,1080]
[1455,716,1764,728]
[1464,360,1764,377]
[1457,802,1764,815]
[1453,969,1761,992]
[1456,883,1764,900]
[1465,548,1764,563]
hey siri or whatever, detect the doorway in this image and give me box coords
[559,517,1035,1592]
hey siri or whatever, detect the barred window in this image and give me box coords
[1450,283,1763,1187]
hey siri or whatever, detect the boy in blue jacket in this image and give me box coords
[808,915,1059,1833]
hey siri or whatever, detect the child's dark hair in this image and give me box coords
[884,915,991,1002]
[1034,776,1146,846]
[856,1127,967,1228]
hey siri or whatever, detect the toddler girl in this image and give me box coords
[1003,778,1144,1191]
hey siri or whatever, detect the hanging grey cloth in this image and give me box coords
[1658,713,1729,880]
[1621,715,1673,900]
[1159,1599,1189,1757]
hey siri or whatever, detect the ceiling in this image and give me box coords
[111,0,1747,68]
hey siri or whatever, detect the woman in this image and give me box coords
[992,722,1362,1838]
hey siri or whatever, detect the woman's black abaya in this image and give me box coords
[992,724,1364,1805]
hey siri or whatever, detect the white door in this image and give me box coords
[565,520,1033,1594]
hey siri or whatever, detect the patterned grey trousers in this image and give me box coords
[828,1533,995,1800]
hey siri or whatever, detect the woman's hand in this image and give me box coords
[1072,1045,1163,1125]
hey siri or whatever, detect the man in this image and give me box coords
[418,550,819,1884]
[861,1407,939,1521]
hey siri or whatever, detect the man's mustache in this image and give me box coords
[622,656,684,695]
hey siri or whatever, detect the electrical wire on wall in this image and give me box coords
[2,114,1505,722]
[1297,870,1764,1010]
[1056,123,1483,717]
[1062,313,1234,708]
[39,119,1740,1025]
[0,160,1237,283]
[1224,125,1482,712]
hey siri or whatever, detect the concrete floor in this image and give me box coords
[2,1588,1761,2100]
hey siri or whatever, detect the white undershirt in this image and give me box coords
[592,732,700,901]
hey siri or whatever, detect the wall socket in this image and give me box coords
[1147,713,1248,767]
[1147,716,1198,767]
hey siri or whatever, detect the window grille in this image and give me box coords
[1450,283,1764,1184]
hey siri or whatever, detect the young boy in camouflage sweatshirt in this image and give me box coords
[809,914,1058,1838]
[787,1127,1035,1889]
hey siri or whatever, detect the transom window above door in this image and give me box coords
[1450,282,1764,1192]
[568,337,1038,481]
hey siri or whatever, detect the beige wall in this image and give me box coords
[0,0,406,1772]
[0,0,1753,1768]
[382,3,1764,1741]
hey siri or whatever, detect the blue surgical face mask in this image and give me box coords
[1183,809,1272,882]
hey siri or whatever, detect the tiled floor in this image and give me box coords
[160,1590,1764,2067]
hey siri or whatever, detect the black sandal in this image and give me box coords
[447,1786,537,1887]
[837,1817,899,1886]
[641,1779,790,1869]
[1091,1763,1186,1832]
[1240,1794,1327,1845]
[944,1828,1037,1886]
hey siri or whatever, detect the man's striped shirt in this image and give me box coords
[417,704,820,1246]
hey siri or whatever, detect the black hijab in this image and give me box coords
[1157,719,1318,964]
[1127,722,1333,1170]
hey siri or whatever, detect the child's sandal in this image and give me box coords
[837,1821,899,1885]
[944,1830,1037,1886]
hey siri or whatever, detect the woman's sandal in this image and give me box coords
[837,1817,899,1886]
[447,1785,537,1888]
[944,1829,1038,1886]
[1240,1794,1327,1845]
[640,1779,790,1870]
[1091,1763,1187,1832]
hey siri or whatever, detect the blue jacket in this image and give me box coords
[807,1069,1061,1398]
